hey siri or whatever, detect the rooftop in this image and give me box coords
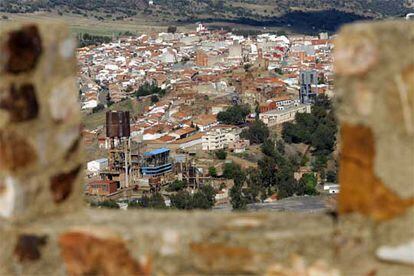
[143,147,170,156]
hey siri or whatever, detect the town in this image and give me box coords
[79,24,339,210]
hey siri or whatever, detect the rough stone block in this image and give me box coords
[335,21,414,221]
[0,22,82,221]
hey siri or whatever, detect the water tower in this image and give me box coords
[106,111,132,188]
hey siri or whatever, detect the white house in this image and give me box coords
[259,104,311,126]
[82,100,98,110]
[324,183,340,194]
[87,158,108,173]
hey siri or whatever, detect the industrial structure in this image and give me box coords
[86,111,138,198]
[87,111,178,198]
[299,70,318,104]
[141,148,173,177]
[106,111,134,188]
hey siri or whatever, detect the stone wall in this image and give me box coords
[0,21,413,275]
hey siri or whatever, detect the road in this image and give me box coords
[213,195,334,213]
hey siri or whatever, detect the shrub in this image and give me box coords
[215,149,227,160]
[208,167,218,177]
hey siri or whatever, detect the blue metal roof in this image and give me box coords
[143,148,170,157]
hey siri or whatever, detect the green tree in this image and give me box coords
[326,170,337,183]
[241,119,270,144]
[282,95,337,157]
[274,68,284,75]
[92,103,105,113]
[312,155,328,173]
[166,180,186,192]
[191,191,212,209]
[243,168,261,203]
[215,149,227,160]
[151,94,159,104]
[170,185,216,210]
[217,105,250,125]
[91,200,119,209]
[230,183,247,210]
[135,82,166,98]
[300,173,318,195]
[170,191,193,210]
[223,163,245,184]
[197,185,216,208]
[106,93,114,107]
[147,193,167,209]
[276,140,285,155]
[208,167,218,177]
[167,25,177,33]
[261,139,276,157]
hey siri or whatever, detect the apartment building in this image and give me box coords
[202,127,239,151]
[259,104,311,126]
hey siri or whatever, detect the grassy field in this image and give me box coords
[82,98,147,130]
[0,11,291,36]
[0,12,180,36]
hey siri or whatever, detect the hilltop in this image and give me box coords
[1,1,412,34]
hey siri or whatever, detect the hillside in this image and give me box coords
[1,0,412,34]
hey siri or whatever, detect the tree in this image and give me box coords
[92,103,105,113]
[167,26,177,34]
[151,94,159,104]
[241,119,270,144]
[192,191,212,209]
[258,156,278,188]
[274,68,284,75]
[106,93,114,107]
[170,185,216,210]
[230,183,247,210]
[197,185,216,208]
[217,105,250,125]
[166,180,186,192]
[243,169,261,203]
[300,173,318,195]
[326,170,337,183]
[311,124,336,156]
[276,140,285,155]
[170,191,193,210]
[135,82,166,98]
[147,193,167,209]
[255,103,260,118]
[314,94,331,109]
[91,200,119,209]
[261,139,276,157]
[244,63,252,71]
[282,95,337,158]
[223,163,245,185]
[208,167,218,177]
[215,149,227,160]
[312,155,328,173]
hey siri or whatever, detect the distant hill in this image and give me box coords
[1,0,412,33]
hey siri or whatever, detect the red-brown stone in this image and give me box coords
[0,130,37,172]
[190,242,256,273]
[338,123,414,221]
[4,25,42,74]
[59,232,151,276]
[14,234,47,262]
[50,166,81,203]
[0,84,39,123]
